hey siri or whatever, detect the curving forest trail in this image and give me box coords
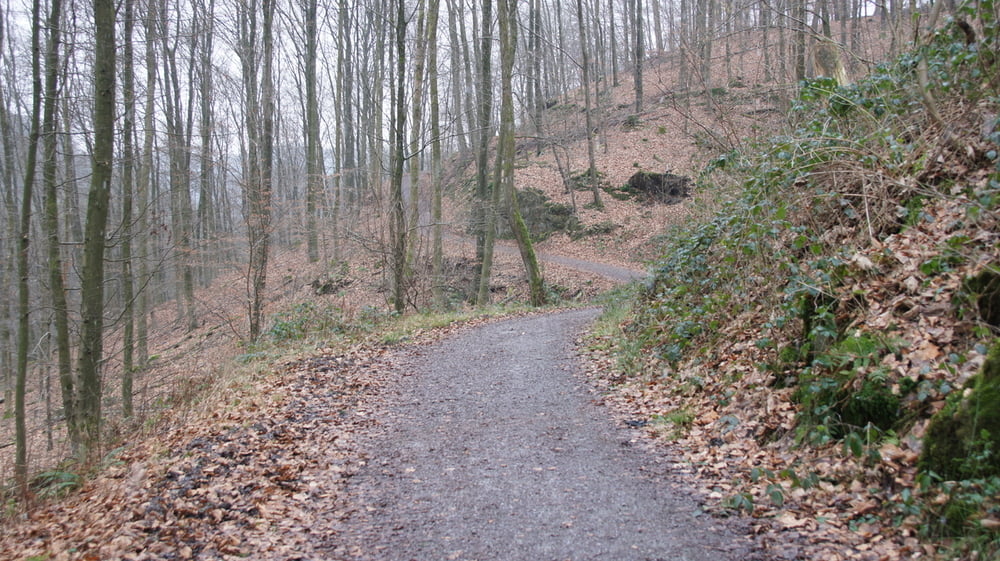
[330,309,755,560]
[0,270,757,561]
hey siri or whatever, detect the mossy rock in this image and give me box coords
[793,374,901,438]
[505,187,579,241]
[612,171,691,205]
[838,378,900,432]
[570,221,618,240]
[569,169,609,192]
[919,339,1000,480]
[960,269,1000,329]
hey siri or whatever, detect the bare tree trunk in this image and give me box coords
[196,0,217,272]
[697,0,715,87]
[428,0,444,309]
[679,0,690,89]
[337,0,355,227]
[40,0,78,441]
[591,0,607,98]
[497,0,545,306]
[159,0,197,332]
[304,0,321,262]
[257,0,276,336]
[390,0,408,313]
[633,0,644,113]
[77,0,116,454]
[651,0,664,52]
[136,0,157,368]
[455,0,478,152]
[609,0,620,86]
[239,0,276,340]
[60,96,82,249]
[407,0,428,269]
[529,0,544,141]
[555,0,569,95]
[364,0,387,244]
[762,1,773,81]
[15,0,44,492]
[474,0,495,305]
[777,0,788,81]
[0,52,17,417]
[815,0,848,84]
[724,0,732,83]
[576,0,603,208]
[120,0,136,419]
[850,0,861,60]
[445,0,468,153]
[794,0,807,82]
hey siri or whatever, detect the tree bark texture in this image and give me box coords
[77,0,116,454]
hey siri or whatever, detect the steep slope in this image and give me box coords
[590,11,1000,560]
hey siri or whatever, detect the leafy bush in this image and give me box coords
[31,468,81,499]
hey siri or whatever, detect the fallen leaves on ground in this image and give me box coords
[0,346,394,561]
[581,193,999,560]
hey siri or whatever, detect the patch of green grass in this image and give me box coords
[651,408,696,440]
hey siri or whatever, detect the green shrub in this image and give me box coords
[267,302,343,342]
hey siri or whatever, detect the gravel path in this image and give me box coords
[532,250,646,283]
[334,309,753,560]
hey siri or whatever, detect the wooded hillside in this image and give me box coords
[591,3,1000,558]
[0,0,982,549]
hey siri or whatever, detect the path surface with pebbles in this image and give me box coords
[332,308,757,561]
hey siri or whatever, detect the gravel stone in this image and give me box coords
[336,308,753,561]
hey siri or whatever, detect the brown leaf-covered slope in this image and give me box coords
[2,345,392,560]
[576,84,1000,561]
[583,189,999,560]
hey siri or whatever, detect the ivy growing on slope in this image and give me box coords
[609,4,1000,558]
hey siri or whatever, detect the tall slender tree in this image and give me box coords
[497,0,545,306]
[576,0,603,208]
[241,0,276,341]
[427,0,444,308]
[304,0,321,262]
[445,0,468,153]
[136,0,158,369]
[407,0,428,269]
[474,0,496,305]
[15,0,44,490]
[120,0,137,419]
[633,0,644,113]
[0,7,17,415]
[389,0,407,312]
[196,0,218,260]
[77,0,116,453]
[160,0,197,331]
[40,0,77,440]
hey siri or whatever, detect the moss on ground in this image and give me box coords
[920,340,1000,480]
